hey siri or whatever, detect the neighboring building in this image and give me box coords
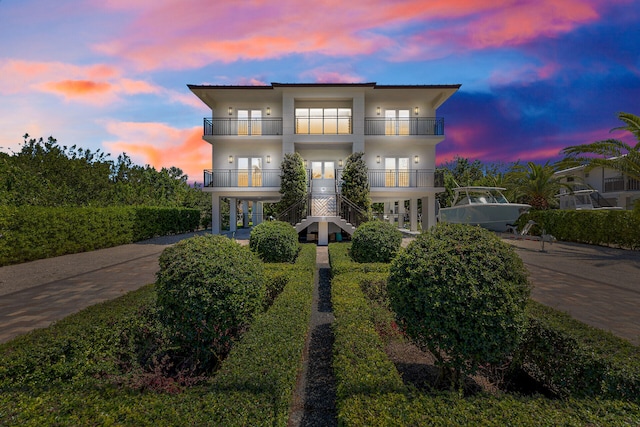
[555,162,640,210]
[188,82,461,244]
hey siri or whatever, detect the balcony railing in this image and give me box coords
[604,176,640,192]
[295,116,352,134]
[204,118,283,136]
[336,169,444,188]
[364,117,444,136]
[204,169,282,187]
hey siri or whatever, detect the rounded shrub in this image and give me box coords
[350,220,403,263]
[249,220,299,263]
[387,223,531,383]
[156,234,265,372]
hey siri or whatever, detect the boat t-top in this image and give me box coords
[438,186,531,232]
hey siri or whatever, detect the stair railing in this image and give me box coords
[276,195,311,226]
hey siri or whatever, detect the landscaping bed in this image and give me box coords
[0,244,316,426]
[328,242,640,426]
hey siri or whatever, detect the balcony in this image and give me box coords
[364,117,444,136]
[604,176,640,192]
[336,169,444,188]
[204,169,281,188]
[204,118,283,136]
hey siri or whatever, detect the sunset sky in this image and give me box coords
[1,0,639,182]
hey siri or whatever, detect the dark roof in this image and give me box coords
[188,82,462,90]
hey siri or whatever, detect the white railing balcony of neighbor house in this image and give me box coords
[364,117,444,136]
[204,118,283,136]
[336,169,444,188]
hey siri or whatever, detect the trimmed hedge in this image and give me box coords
[514,300,640,400]
[0,206,200,266]
[350,220,403,263]
[156,235,266,371]
[250,220,299,263]
[327,244,640,426]
[0,244,316,426]
[327,242,390,276]
[517,209,640,249]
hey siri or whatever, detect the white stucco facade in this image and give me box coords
[188,82,461,242]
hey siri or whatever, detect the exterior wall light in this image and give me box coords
[376,106,381,116]
[228,155,233,163]
[266,155,271,163]
[414,106,419,115]
[266,106,271,116]
[376,155,381,164]
[414,155,419,164]
[338,159,343,167]
[228,107,233,115]
[304,160,308,168]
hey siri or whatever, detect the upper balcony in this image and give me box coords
[202,116,445,137]
[364,117,444,136]
[204,118,283,136]
[604,176,640,192]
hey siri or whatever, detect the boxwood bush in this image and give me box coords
[156,235,265,372]
[350,220,403,263]
[388,223,531,384]
[249,220,299,263]
[328,242,390,276]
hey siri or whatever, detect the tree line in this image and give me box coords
[0,134,210,219]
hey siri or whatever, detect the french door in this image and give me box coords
[237,157,262,187]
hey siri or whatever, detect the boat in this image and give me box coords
[438,186,531,232]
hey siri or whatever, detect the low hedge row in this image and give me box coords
[0,244,316,425]
[327,244,640,426]
[515,300,640,400]
[518,209,640,249]
[0,206,200,266]
[327,242,390,276]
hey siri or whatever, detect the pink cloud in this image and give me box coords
[104,122,210,182]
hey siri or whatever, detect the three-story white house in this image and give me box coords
[188,82,461,244]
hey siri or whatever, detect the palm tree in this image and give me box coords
[510,161,566,210]
[559,112,640,182]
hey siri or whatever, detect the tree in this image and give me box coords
[510,161,565,210]
[340,152,371,214]
[559,112,640,182]
[277,152,308,214]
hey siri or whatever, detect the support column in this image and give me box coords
[398,200,405,229]
[252,200,258,226]
[211,195,221,234]
[242,201,249,228]
[410,198,418,232]
[422,196,436,230]
[255,201,264,226]
[318,221,329,246]
[229,198,237,233]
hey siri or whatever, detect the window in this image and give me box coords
[237,157,262,187]
[385,109,410,135]
[295,108,352,134]
[237,110,262,136]
[384,157,410,187]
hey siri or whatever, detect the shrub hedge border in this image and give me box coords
[327,243,640,426]
[0,206,200,266]
[0,244,316,425]
[517,210,640,250]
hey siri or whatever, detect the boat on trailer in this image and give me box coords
[438,186,531,232]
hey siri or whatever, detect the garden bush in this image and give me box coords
[328,242,390,275]
[387,223,531,385]
[156,235,265,372]
[514,300,640,400]
[350,220,402,263]
[249,220,299,263]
